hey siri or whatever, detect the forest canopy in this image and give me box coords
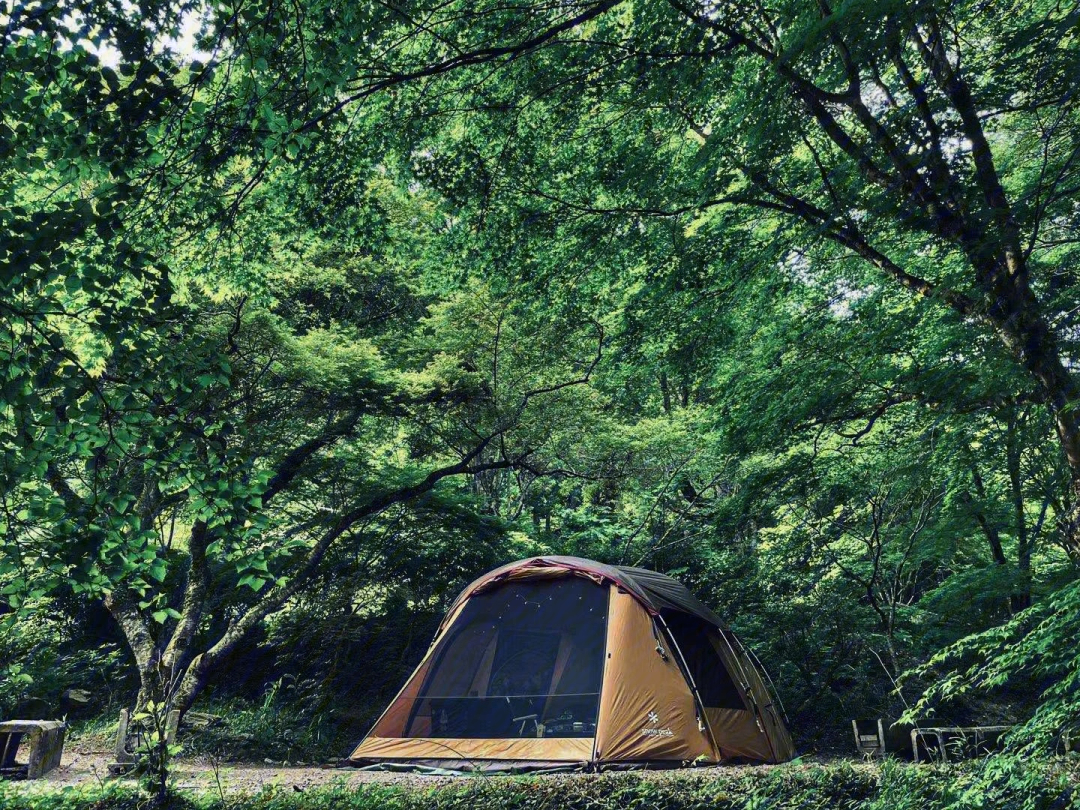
[2,0,1079,754]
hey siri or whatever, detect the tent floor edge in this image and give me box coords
[345,757,590,774]
[594,759,720,772]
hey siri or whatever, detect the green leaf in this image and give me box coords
[237,574,267,592]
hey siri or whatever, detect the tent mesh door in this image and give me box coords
[399,578,608,739]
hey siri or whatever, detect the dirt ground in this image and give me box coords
[28,738,778,795]
[38,746,451,793]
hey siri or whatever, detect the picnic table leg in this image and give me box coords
[26,726,65,779]
[1,731,24,772]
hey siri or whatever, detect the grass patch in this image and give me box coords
[64,713,123,752]
[1,757,1076,810]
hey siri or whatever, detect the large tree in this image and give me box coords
[4,0,1079,742]
[1,33,602,711]
[380,0,1080,551]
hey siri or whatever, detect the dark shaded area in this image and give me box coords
[661,611,744,711]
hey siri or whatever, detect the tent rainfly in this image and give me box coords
[349,556,795,771]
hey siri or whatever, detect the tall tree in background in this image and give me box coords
[666,0,1080,550]
[393,0,1080,552]
[3,0,1080,744]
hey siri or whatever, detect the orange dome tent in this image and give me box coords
[349,556,794,771]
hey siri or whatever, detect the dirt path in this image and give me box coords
[30,741,779,794]
[38,746,456,793]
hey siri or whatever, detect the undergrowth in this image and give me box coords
[180,692,347,765]
[1,757,1077,810]
[56,686,347,767]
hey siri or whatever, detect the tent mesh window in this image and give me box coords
[662,611,746,711]
[402,578,608,739]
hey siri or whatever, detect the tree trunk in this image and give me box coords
[172,654,210,717]
[171,618,253,716]
[924,19,1080,561]
[103,591,161,710]
[160,521,210,676]
[1006,416,1033,610]
[982,268,1080,563]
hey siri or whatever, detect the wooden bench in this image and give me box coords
[851,718,912,758]
[852,718,886,757]
[0,720,66,780]
[108,708,181,775]
[910,725,1011,762]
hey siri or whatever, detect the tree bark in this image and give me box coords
[162,447,521,717]
[103,591,161,709]
[161,520,211,675]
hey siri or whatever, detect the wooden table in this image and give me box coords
[0,720,66,779]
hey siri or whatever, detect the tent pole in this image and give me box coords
[716,627,781,762]
[655,615,722,763]
[590,585,616,767]
[735,634,791,726]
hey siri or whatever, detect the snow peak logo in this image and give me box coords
[640,710,674,738]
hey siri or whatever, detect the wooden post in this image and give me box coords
[108,709,137,775]
[164,710,180,745]
[114,709,133,763]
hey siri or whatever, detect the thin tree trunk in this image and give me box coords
[1006,415,1032,610]
[966,466,1009,569]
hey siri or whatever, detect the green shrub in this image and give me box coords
[0,599,129,721]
